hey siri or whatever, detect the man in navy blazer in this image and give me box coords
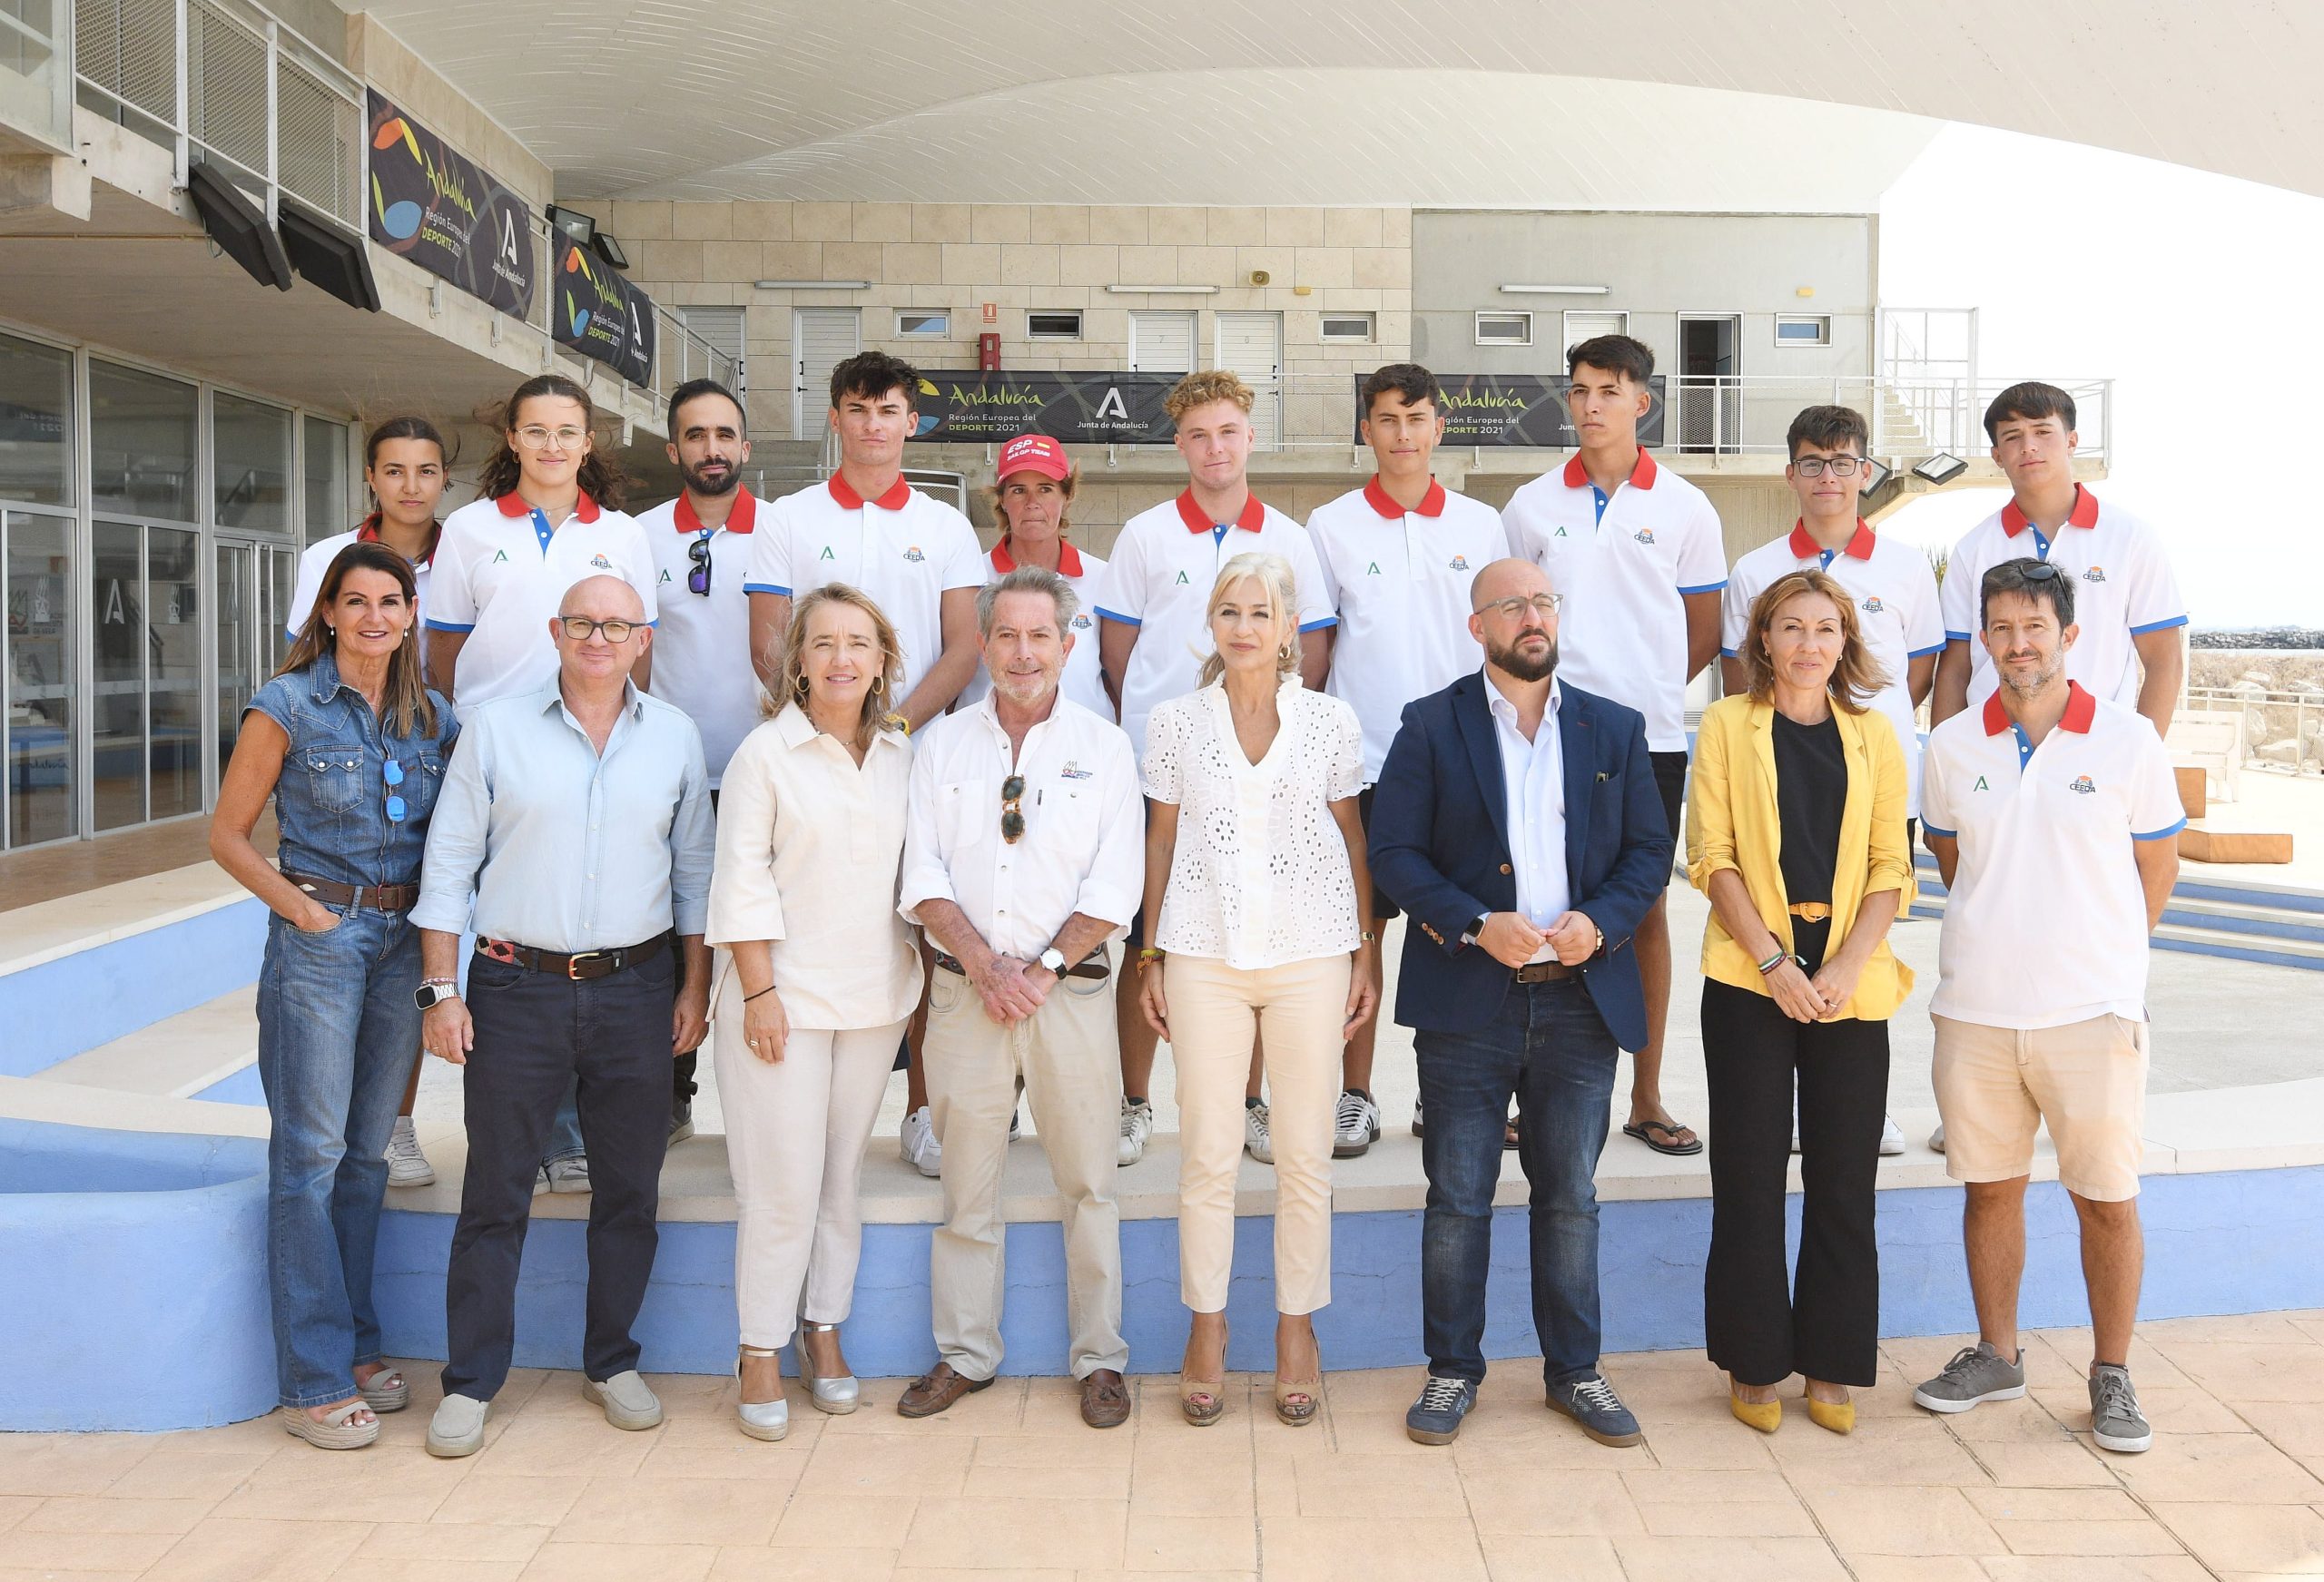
[1369,557,1674,1448]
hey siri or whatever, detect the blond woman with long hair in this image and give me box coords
[705,583,919,1441]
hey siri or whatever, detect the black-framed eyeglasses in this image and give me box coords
[686,534,713,596]
[1000,774,1026,844]
[558,615,639,643]
[1482,593,1563,621]
[1792,456,1866,477]
[382,758,407,824]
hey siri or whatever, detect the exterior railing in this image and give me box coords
[2187,687,2324,777]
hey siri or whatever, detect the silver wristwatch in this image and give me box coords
[1038,947,1067,974]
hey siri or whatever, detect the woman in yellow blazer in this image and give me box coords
[1689,567,1914,1437]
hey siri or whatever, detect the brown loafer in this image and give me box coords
[1080,1368,1130,1429]
[895,1361,994,1420]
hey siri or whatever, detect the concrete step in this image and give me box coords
[1908,864,2324,968]
[29,986,259,1100]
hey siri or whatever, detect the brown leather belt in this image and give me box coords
[1513,959,1579,984]
[283,872,419,912]
[933,949,1108,983]
[1788,902,1834,922]
[478,932,672,981]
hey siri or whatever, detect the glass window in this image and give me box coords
[1474,311,1532,347]
[5,510,76,846]
[92,519,143,830]
[0,331,71,506]
[214,543,252,782]
[303,416,349,543]
[146,526,202,820]
[1776,314,1832,347]
[91,361,197,522]
[1319,313,1374,343]
[1027,310,1082,340]
[213,393,291,534]
[895,311,949,338]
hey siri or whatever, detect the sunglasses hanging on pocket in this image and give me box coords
[383,758,407,823]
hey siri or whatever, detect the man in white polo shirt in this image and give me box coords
[1911,556,2181,1457]
[1932,382,2186,737]
[745,350,984,1174]
[1306,362,1508,1155]
[1502,335,1724,1160]
[1095,368,1335,1165]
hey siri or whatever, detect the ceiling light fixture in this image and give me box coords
[1913,453,1968,486]
[1500,283,1610,295]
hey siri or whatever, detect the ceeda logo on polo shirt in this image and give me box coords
[1448,555,1472,572]
[1632,527,1656,545]
[1059,762,1094,780]
[1862,595,1886,614]
[1071,614,1091,630]
[902,546,925,563]
[2070,774,2098,795]
[589,555,612,569]
[2083,565,2108,583]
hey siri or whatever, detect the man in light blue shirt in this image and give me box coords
[412,575,714,1457]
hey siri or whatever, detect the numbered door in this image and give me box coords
[1215,311,1283,450]
[1128,310,1196,374]
[793,308,862,440]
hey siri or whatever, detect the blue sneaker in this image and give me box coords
[1404,1374,1478,1445]
[1546,1371,1642,1446]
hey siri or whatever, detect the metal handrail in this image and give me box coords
[2186,686,2324,776]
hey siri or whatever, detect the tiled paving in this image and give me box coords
[5,1312,2323,1579]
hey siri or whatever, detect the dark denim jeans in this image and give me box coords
[254,905,422,1408]
[1413,978,1620,1386]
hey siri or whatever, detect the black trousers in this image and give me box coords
[1700,977,1888,1387]
[442,945,676,1401]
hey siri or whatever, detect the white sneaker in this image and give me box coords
[386,1115,435,1186]
[1880,1114,1907,1155]
[1411,1096,1425,1138]
[1245,1101,1274,1165]
[1118,1097,1155,1165]
[901,1106,941,1178]
[543,1156,590,1194]
[1334,1090,1382,1158]
[1789,1097,1802,1155]
[1928,1121,1946,1153]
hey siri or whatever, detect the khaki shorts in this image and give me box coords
[1931,1013,2150,1202]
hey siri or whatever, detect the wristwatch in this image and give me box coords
[414,978,459,1010]
[1038,947,1067,974]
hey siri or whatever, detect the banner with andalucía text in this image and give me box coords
[552,240,658,388]
[906,371,1178,444]
[1350,372,1666,447]
[365,90,535,317]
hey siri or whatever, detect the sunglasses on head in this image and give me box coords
[687,533,713,596]
[1000,774,1025,844]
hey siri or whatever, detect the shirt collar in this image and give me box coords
[496,491,601,525]
[1176,488,1266,535]
[2001,484,2099,537]
[306,648,347,703]
[991,535,1084,578]
[1482,667,1561,728]
[1983,680,2097,737]
[827,473,914,511]
[538,678,644,723]
[1561,448,1658,492]
[1363,476,1446,519]
[356,514,442,569]
[1787,518,1876,561]
[674,491,754,535]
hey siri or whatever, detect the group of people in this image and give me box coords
[211,332,2188,1463]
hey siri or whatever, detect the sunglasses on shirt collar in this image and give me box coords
[687,534,713,596]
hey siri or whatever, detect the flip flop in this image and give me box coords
[1623,1118,1704,1156]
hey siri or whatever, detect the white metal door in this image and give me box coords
[1215,310,1283,450]
[1128,310,1196,374]
[793,308,862,439]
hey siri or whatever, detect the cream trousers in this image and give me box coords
[712,968,905,1351]
[1166,951,1352,1316]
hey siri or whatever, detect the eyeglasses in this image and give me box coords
[514,425,588,451]
[687,534,713,596]
[1792,456,1866,477]
[382,758,407,824]
[557,615,639,643]
[1000,774,1026,844]
[1482,593,1563,621]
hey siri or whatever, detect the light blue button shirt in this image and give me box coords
[1484,672,1571,942]
[414,683,714,951]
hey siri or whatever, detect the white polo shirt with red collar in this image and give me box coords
[1502,450,1727,752]
[1092,489,1336,766]
[1724,518,1946,816]
[286,516,439,645]
[1307,476,1510,782]
[955,535,1111,722]
[635,489,768,787]
[744,473,983,704]
[1940,486,2187,712]
[1921,682,2184,1030]
[425,492,657,706]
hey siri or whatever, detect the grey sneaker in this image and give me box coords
[668,1100,695,1146]
[1546,1371,1642,1446]
[385,1115,435,1187]
[424,1393,491,1458]
[1118,1097,1155,1166]
[583,1369,664,1430]
[1334,1090,1382,1158]
[543,1155,591,1194]
[1913,1341,2027,1413]
[1245,1100,1274,1165]
[1405,1374,1478,1445]
[2088,1363,2152,1453]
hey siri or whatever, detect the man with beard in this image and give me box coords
[636,378,769,1139]
[1911,557,2181,1456]
[1368,558,1673,1449]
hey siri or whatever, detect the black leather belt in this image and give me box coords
[282,872,419,911]
[1513,959,1579,984]
[932,949,1108,983]
[478,932,672,981]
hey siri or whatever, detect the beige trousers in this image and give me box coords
[1167,952,1352,1316]
[924,963,1128,1381]
[712,969,906,1350]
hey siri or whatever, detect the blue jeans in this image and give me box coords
[545,1080,584,1164]
[254,906,422,1408]
[1413,978,1619,1386]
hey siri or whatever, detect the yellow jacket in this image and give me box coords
[1685,694,1916,1020]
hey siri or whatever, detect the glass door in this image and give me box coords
[92,519,204,830]
[215,542,253,781]
[4,509,77,848]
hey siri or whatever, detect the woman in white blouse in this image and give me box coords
[1138,551,1380,1429]
[706,583,921,1442]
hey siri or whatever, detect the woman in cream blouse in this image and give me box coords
[707,583,920,1442]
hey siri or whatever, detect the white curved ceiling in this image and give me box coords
[359,0,2324,204]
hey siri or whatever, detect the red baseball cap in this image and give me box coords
[996,433,1070,483]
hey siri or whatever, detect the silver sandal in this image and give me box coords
[280,1399,379,1450]
[359,1366,409,1413]
[735,1345,789,1441]
[796,1320,861,1414]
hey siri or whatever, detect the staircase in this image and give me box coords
[1910,855,2324,971]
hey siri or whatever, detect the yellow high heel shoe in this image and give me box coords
[1803,1388,1855,1435]
[1728,1382,1782,1433]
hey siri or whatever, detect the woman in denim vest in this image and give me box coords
[211,540,457,1449]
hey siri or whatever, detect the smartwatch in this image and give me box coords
[1038,947,1067,974]
[414,979,459,1010]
